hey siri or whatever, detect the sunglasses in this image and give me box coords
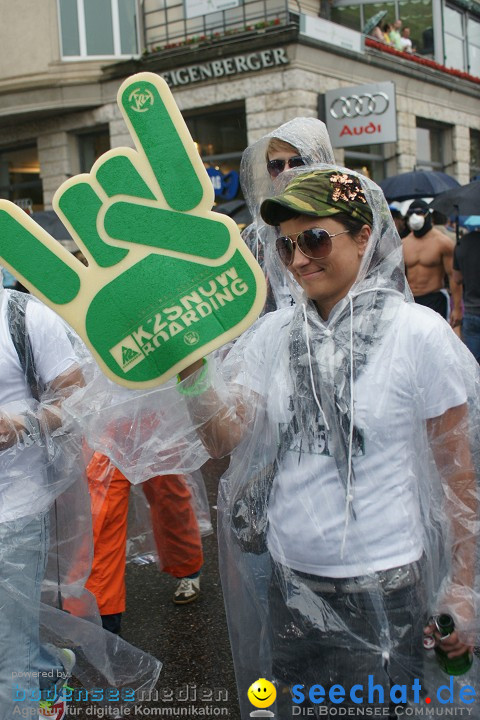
[276,228,350,267]
[407,208,429,216]
[266,155,306,178]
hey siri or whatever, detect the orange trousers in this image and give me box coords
[85,453,203,615]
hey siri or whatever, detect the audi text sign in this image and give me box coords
[324,81,397,148]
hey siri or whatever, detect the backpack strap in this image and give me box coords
[6,292,42,401]
[6,291,67,612]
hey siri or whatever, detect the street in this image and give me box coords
[67,457,240,718]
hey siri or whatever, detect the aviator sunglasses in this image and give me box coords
[266,155,306,178]
[276,227,350,267]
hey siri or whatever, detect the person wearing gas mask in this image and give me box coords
[402,199,462,326]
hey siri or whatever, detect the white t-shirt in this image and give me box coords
[238,301,467,577]
[0,292,77,522]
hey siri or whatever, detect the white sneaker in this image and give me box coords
[173,576,201,604]
[58,648,76,680]
[38,649,75,719]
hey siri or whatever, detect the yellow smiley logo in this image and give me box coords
[247,678,277,708]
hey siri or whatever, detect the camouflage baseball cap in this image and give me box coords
[260,169,373,227]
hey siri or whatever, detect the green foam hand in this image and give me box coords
[0,73,266,387]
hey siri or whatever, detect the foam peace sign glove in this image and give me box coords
[0,73,266,388]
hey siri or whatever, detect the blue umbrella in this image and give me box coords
[379,170,460,202]
[464,216,480,230]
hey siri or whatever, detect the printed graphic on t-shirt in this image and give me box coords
[279,409,365,459]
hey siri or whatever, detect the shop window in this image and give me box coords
[183,102,248,204]
[77,127,111,173]
[0,145,43,212]
[416,119,451,171]
[344,145,386,183]
[183,103,247,203]
[470,129,480,180]
[184,103,247,158]
[58,0,139,59]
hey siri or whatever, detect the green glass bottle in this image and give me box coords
[434,614,473,676]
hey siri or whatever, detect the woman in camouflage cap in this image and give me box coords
[104,164,479,718]
[182,164,478,717]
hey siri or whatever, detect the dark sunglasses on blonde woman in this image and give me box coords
[276,228,350,266]
[266,156,306,178]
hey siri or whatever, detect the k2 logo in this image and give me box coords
[0,72,266,388]
[128,86,155,112]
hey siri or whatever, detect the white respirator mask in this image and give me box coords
[408,213,426,231]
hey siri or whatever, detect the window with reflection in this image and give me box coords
[444,5,466,70]
[344,144,386,182]
[331,0,434,55]
[77,127,111,173]
[0,145,43,211]
[398,0,434,55]
[330,3,363,32]
[468,17,480,74]
[416,119,451,171]
[59,0,139,58]
[184,103,247,163]
[470,129,480,180]
[183,103,247,205]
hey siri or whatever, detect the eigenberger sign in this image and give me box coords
[161,48,289,88]
[325,81,397,148]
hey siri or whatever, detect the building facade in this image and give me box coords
[0,0,478,212]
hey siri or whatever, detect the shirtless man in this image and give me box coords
[402,199,462,326]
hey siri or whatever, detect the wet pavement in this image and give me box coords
[68,457,240,719]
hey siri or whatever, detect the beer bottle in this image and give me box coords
[434,614,473,675]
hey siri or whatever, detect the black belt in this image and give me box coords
[292,558,423,594]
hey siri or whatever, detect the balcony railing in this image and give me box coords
[143,0,297,52]
[366,37,480,84]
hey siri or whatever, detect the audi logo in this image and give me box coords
[329,92,389,119]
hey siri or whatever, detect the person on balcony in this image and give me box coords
[382,22,393,44]
[400,27,416,53]
[389,18,403,50]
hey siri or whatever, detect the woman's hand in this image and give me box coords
[178,359,205,381]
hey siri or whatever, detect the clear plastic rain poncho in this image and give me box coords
[0,282,160,719]
[66,163,480,719]
[240,118,335,311]
[87,453,212,573]
[125,468,212,566]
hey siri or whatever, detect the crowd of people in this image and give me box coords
[369,17,417,54]
[1,112,479,720]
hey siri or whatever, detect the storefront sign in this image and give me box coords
[300,14,364,54]
[325,81,397,148]
[161,48,289,88]
[185,0,240,19]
